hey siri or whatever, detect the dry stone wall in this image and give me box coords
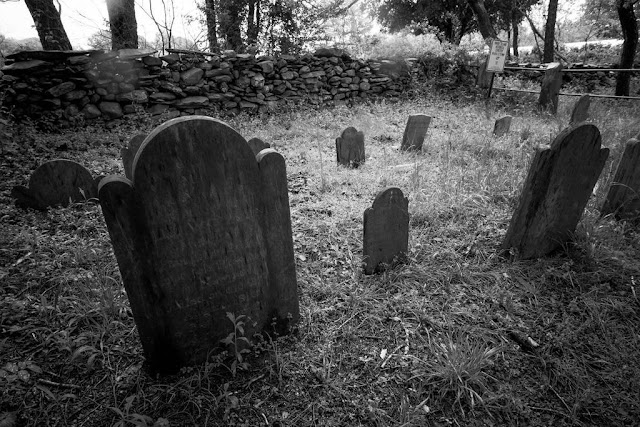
[0,48,411,125]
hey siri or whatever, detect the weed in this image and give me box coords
[220,312,251,377]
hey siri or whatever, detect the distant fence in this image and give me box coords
[477,62,640,111]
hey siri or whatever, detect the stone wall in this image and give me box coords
[0,47,412,125]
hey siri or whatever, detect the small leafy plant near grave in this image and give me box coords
[220,312,252,377]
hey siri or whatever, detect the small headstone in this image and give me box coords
[363,187,409,274]
[11,159,99,210]
[401,115,431,152]
[493,115,513,137]
[476,57,493,89]
[538,62,563,114]
[247,137,271,156]
[121,134,147,179]
[601,134,640,220]
[569,94,591,125]
[99,116,299,373]
[502,124,609,259]
[335,127,365,167]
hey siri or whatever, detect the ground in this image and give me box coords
[1,87,640,426]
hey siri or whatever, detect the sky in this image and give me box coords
[0,0,204,49]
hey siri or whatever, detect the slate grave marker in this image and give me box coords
[121,134,147,179]
[12,159,99,210]
[601,133,640,220]
[99,116,299,373]
[401,115,431,152]
[538,62,563,114]
[502,124,608,259]
[493,115,513,137]
[247,137,271,156]
[335,127,365,167]
[363,187,409,274]
[569,94,591,126]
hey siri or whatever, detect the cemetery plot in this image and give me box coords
[99,116,299,373]
[335,127,365,167]
[502,124,608,259]
[11,159,99,210]
[363,187,409,274]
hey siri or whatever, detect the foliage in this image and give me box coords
[375,0,538,44]
[580,0,622,40]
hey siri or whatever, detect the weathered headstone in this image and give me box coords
[401,115,431,152]
[247,137,271,156]
[493,115,513,137]
[99,116,299,373]
[538,62,563,114]
[121,134,147,179]
[569,94,591,126]
[502,124,609,259]
[335,127,365,167]
[363,187,409,274]
[11,159,99,210]
[601,134,640,220]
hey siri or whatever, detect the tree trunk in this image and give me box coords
[247,0,260,46]
[467,0,497,43]
[616,0,638,96]
[219,0,245,51]
[24,0,72,50]
[106,0,138,50]
[512,10,519,57]
[543,0,558,62]
[204,0,218,52]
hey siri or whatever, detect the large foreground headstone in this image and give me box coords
[569,94,590,126]
[601,134,640,220]
[11,159,99,210]
[335,127,365,167]
[99,116,299,373]
[538,62,563,114]
[493,115,513,137]
[502,124,608,259]
[363,187,409,274]
[121,134,147,179]
[401,115,431,152]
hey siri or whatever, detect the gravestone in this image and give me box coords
[335,127,365,167]
[493,115,513,137]
[502,124,608,259]
[99,116,299,373]
[121,134,147,179]
[401,115,431,152]
[538,62,563,114]
[601,134,640,220]
[363,187,409,274]
[12,159,99,210]
[569,94,591,126]
[476,57,493,89]
[247,137,271,156]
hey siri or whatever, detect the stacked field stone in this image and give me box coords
[0,47,412,125]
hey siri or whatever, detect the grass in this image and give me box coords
[1,87,640,426]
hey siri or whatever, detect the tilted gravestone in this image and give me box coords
[401,115,432,152]
[601,134,640,220]
[502,124,609,259]
[538,62,563,114]
[335,127,365,167]
[12,159,99,210]
[247,137,271,156]
[363,187,409,274]
[99,116,299,373]
[121,133,147,179]
[493,115,513,137]
[569,94,590,126]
